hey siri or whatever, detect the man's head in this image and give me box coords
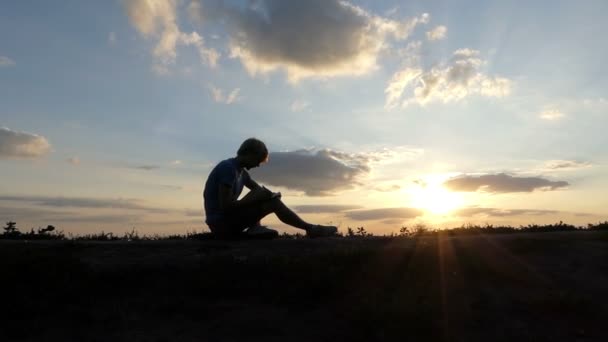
[237,138,269,170]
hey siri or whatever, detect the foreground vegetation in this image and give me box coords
[1,223,607,341]
[2,220,608,241]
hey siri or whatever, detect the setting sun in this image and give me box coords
[410,177,465,215]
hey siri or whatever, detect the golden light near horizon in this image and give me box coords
[410,176,465,215]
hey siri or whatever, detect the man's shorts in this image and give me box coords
[207,206,265,237]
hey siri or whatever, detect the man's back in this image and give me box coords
[203,158,248,225]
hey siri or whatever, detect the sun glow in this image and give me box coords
[410,176,465,215]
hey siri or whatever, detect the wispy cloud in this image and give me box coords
[294,204,363,214]
[0,195,170,213]
[372,184,402,192]
[111,160,162,171]
[0,205,140,224]
[208,85,241,104]
[539,108,565,121]
[543,160,591,171]
[132,164,161,171]
[583,97,608,109]
[426,25,447,41]
[0,56,16,67]
[66,157,81,165]
[123,0,219,74]
[290,100,310,112]
[192,0,429,82]
[0,127,51,159]
[108,31,117,44]
[443,173,569,193]
[454,207,562,218]
[385,49,511,108]
[344,207,424,221]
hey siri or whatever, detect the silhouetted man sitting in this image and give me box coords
[203,138,338,239]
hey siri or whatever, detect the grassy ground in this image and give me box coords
[1,230,607,341]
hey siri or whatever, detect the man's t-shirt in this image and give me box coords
[203,157,250,225]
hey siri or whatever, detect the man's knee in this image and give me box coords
[261,196,282,212]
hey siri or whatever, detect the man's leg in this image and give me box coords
[234,197,310,230]
[259,197,311,230]
[231,197,336,236]
[261,198,337,237]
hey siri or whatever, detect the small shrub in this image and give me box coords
[356,227,368,237]
[347,227,355,237]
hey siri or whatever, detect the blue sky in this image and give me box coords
[1,0,607,235]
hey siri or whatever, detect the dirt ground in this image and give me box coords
[1,230,607,341]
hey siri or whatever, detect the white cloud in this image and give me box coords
[0,56,16,67]
[208,85,241,104]
[583,97,608,108]
[385,49,511,108]
[290,100,309,112]
[0,127,51,159]
[426,25,447,41]
[540,108,565,121]
[192,0,429,83]
[123,0,219,74]
[170,159,182,166]
[385,67,423,109]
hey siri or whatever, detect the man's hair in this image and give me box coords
[237,138,269,162]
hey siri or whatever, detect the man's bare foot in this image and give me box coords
[306,224,338,238]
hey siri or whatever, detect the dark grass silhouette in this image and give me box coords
[1,221,608,341]
[2,220,608,241]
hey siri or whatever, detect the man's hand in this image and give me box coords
[244,186,274,203]
[262,186,282,198]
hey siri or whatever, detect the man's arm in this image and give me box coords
[244,172,261,190]
[218,184,272,211]
[245,175,281,199]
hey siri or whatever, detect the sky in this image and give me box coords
[1,0,607,236]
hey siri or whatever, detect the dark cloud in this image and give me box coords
[250,149,373,196]
[344,207,424,221]
[381,218,405,225]
[0,127,51,158]
[0,206,71,222]
[293,204,363,214]
[193,0,428,81]
[0,195,170,213]
[51,214,141,224]
[443,173,569,193]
